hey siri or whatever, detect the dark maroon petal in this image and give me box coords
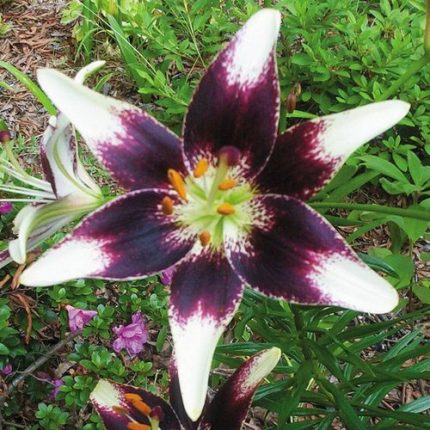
[199,348,280,430]
[169,250,244,421]
[256,121,335,201]
[20,190,195,286]
[100,109,186,191]
[257,101,411,200]
[227,195,398,313]
[183,10,281,178]
[90,380,181,430]
[37,69,186,191]
[0,249,12,270]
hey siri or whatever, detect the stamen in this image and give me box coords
[124,393,142,402]
[112,405,129,416]
[193,159,209,178]
[124,393,152,416]
[131,399,152,416]
[199,230,211,246]
[167,169,187,201]
[161,196,174,215]
[218,178,237,191]
[127,423,151,430]
[217,203,235,215]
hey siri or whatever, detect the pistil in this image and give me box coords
[207,146,241,206]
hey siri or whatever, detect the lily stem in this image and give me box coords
[291,305,313,362]
[311,202,430,222]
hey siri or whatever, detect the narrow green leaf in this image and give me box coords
[0,61,56,115]
[318,378,366,430]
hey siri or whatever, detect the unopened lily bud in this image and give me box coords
[218,145,241,166]
[286,92,297,113]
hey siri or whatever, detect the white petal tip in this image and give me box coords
[250,8,281,31]
[315,255,400,314]
[90,380,120,407]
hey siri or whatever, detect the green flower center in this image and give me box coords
[165,149,256,249]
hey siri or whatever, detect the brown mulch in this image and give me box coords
[0,0,75,141]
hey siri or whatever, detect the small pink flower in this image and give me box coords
[65,305,97,333]
[160,266,175,285]
[0,202,13,215]
[112,312,148,357]
[49,378,64,400]
[1,364,12,375]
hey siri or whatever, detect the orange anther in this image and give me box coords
[125,393,143,402]
[218,178,237,191]
[127,423,151,430]
[167,169,187,201]
[112,405,128,416]
[193,159,209,178]
[161,196,174,215]
[199,230,211,247]
[131,399,152,416]
[217,203,235,215]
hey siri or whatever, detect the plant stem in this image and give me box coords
[425,0,430,55]
[291,305,313,361]
[311,202,430,221]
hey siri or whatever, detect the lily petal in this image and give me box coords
[199,347,281,430]
[227,195,398,313]
[20,190,194,286]
[169,249,244,422]
[40,114,82,198]
[37,69,186,191]
[183,9,281,178]
[90,379,181,430]
[0,249,12,270]
[257,101,410,200]
[40,61,105,198]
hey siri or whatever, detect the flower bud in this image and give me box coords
[0,130,11,144]
[286,93,296,113]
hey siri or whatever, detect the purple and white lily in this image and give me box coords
[90,347,280,429]
[20,9,409,420]
[0,62,106,269]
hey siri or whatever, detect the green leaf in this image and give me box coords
[412,284,430,304]
[407,151,423,186]
[360,155,408,182]
[0,61,56,115]
[318,379,366,430]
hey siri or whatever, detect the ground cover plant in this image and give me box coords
[0,0,429,429]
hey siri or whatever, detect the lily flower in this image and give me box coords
[0,61,106,269]
[90,347,280,429]
[20,9,409,420]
